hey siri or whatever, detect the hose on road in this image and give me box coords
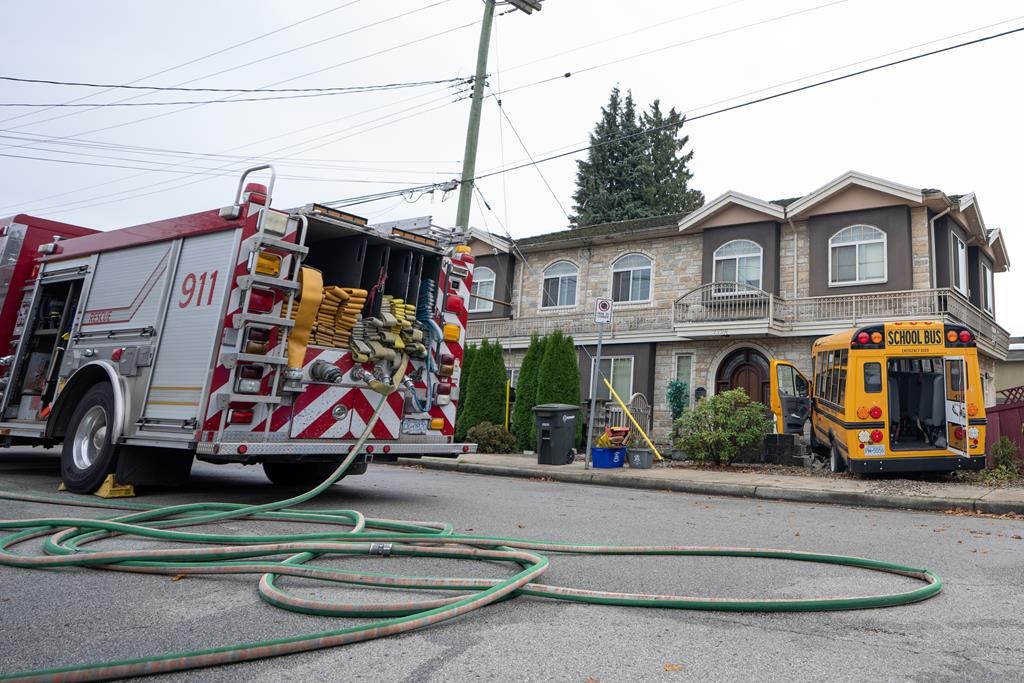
[0,363,943,682]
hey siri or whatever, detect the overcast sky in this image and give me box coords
[1,0,1021,334]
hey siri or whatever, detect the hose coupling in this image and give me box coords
[310,360,343,384]
[369,543,393,557]
[350,366,393,395]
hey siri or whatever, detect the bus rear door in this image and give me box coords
[769,360,811,434]
[944,355,967,456]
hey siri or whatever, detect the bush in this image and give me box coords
[989,436,1020,478]
[535,330,582,443]
[667,379,688,420]
[511,333,546,451]
[467,421,518,454]
[672,389,772,465]
[456,339,508,441]
[454,343,477,442]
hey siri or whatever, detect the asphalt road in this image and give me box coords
[1,449,1022,683]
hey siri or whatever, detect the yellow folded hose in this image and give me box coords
[287,266,323,369]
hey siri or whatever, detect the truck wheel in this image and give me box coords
[829,442,846,474]
[262,461,344,487]
[60,384,118,494]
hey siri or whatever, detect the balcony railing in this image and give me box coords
[673,284,1010,352]
[468,308,675,342]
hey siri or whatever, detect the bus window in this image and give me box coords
[864,362,882,393]
[837,350,849,408]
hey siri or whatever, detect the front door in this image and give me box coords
[769,360,811,434]
[944,356,967,456]
[715,348,770,405]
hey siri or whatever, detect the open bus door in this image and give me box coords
[769,360,811,434]
[944,356,968,456]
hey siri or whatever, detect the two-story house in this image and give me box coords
[465,171,1012,444]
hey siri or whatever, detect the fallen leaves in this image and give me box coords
[171,575,186,582]
[664,663,685,672]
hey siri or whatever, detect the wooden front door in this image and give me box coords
[715,348,771,405]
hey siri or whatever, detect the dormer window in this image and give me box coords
[829,225,886,286]
[713,239,762,292]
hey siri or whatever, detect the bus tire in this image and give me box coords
[60,383,119,494]
[263,461,344,487]
[829,442,846,474]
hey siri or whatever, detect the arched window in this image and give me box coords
[713,240,762,291]
[830,225,886,285]
[611,253,652,302]
[541,261,578,308]
[469,266,495,313]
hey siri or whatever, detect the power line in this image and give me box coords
[0,78,466,107]
[0,0,366,128]
[488,90,570,221]
[0,74,463,94]
[472,23,1024,184]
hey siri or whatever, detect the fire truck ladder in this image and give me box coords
[216,211,309,439]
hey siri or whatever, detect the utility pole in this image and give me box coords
[455,0,541,231]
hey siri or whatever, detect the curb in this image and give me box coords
[388,459,1023,515]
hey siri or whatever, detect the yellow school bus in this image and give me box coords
[769,320,987,474]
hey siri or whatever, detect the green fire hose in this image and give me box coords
[0,359,943,682]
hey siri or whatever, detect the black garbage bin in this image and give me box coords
[532,403,579,465]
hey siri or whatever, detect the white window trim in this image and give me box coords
[540,260,579,310]
[712,239,763,293]
[591,355,633,400]
[981,262,994,313]
[610,253,653,305]
[673,352,696,408]
[828,225,888,287]
[468,266,496,313]
[952,232,969,296]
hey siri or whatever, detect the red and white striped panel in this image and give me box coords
[285,347,403,440]
[201,205,299,438]
[429,252,473,437]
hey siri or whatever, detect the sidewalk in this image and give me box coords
[389,452,1024,515]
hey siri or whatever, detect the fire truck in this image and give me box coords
[0,166,475,493]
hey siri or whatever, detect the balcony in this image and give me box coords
[673,283,1011,359]
[468,308,677,347]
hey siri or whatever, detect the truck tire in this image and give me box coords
[262,461,345,487]
[60,383,118,494]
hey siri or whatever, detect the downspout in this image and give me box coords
[928,206,951,289]
[785,209,798,299]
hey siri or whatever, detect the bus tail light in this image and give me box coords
[967,403,978,417]
[958,330,972,343]
[852,326,884,349]
[858,430,871,443]
[870,430,884,443]
[857,332,869,344]
[857,406,869,419]
[968,427,980,440]
[870,331,882,344]
[869,405,882,419]
[946,330,959,343]
[954,426,965,441]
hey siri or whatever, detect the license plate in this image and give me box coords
[865,444,885,456]
[402,418,428,435]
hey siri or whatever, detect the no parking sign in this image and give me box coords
[595,297,613,324]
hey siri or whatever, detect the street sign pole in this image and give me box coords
[585,298,613,469]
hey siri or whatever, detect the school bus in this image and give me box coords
[769,320,987,474]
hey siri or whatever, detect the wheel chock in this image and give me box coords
[94,474,135,499]
[57,481,67,492]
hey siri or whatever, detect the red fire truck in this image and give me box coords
[0,166,475,493]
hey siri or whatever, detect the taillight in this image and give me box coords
[445,295,466,315]
[443,323,460,343]
[438,353,455,377]
[434,383,452,406]
[857,332,870,344]
[870,430,884,443]
[253,251,281,277]
[111,347,124,361]
[365,445,374,454]
[954,426,965,440]
[869,406,882,419]
[946,330,958,343]
[244,326,272,354]
[430,418,445,431]
[235,365,265,394]
[870,331,883,344]
[228,408,254,424]
[967,403,978,416]
[959,330,972,343]
[248,288,276,313]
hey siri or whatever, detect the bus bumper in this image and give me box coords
[847,454,986,474]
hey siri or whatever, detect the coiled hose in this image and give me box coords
[0,354,943,682]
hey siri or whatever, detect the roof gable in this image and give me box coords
[678,191,784,232]
[786,171,922,219]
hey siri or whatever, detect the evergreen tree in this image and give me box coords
[454,342,477,441]
[571,87,703,226]
[457,339,508,441]
[642,99,704,214]
[535,331,583,443]
[511,333,546,451]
